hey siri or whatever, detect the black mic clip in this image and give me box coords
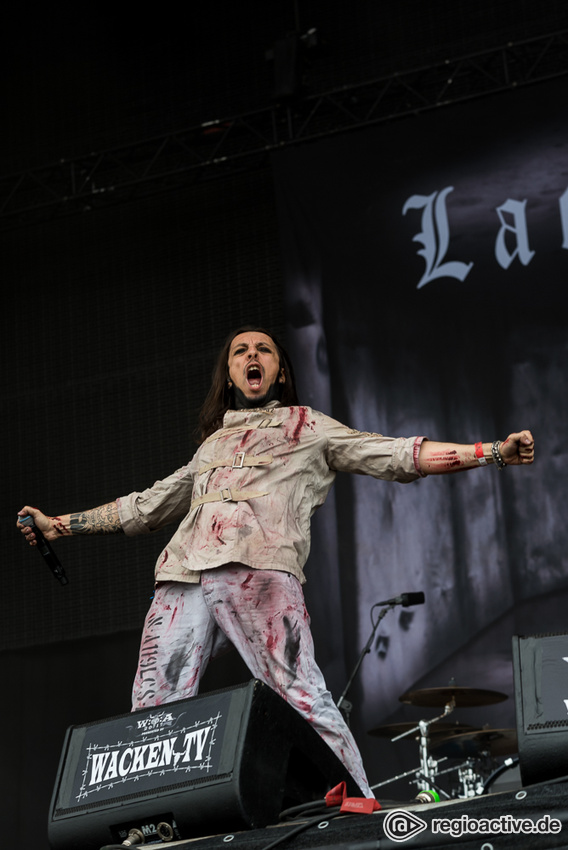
[18,515,68,586]
[375,592,425,608]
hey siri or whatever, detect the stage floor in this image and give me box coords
[124,783,568,850]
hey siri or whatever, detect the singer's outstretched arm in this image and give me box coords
[418,429,534,474]
[17,503,123,545]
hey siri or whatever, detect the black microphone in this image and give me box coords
[18,515,68,586]
[375,592,425,607]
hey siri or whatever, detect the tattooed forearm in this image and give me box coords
[69,502,123,534]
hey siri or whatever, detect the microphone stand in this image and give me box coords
[337,602,395,725]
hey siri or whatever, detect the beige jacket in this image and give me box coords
[117,403,426,584]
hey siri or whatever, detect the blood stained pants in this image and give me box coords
[132,564,372,796]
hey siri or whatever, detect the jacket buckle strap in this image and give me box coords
[232,452,245,468]
[190,487,269,512]
[198,452,273,476]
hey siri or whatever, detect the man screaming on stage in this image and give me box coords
[18,326,535,798]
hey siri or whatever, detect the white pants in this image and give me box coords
[132,564,372,796]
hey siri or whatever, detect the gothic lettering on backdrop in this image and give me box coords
[402,187,474,288]
[403,185,568,287]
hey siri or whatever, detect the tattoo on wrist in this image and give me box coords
[69,504,122,534]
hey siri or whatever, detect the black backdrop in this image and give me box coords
[1,171,282,848]
[3,171,285,649]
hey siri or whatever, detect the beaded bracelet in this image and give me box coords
[491,440,507,470]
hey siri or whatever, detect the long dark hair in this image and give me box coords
[196,326,300,443]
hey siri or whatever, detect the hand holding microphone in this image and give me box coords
[17,508,68,586]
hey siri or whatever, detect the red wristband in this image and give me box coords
[475,442,487,465]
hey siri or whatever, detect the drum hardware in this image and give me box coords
[369,684,512,800]
[389,707,445,791]
[371,757,449,794]
[370,755,481,800]
[399,686,508,708]
[368,720,479,739]
[457,759,486,798]
[369,743,492,800]
[424,733,518,799]
[386,693,468,791]
[419,759,487,799]
[431,728,518,760]
[412,771,451,800]
[370,703,460,795]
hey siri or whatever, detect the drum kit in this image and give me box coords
[368,685,519,799]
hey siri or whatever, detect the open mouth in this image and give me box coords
[246,364,263,389]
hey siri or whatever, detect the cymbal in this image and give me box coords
[399,686,508,708]
[431,728,518,758]
[368,721,479,739]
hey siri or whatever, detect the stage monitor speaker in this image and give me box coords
[512,632,568,787]
[47,679,359,850]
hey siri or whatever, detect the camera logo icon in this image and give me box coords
[383,809,428,842]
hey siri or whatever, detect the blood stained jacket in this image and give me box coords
[117,403,426,585]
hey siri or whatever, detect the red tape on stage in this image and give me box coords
[325,781,347,806]
[325,781,381,814]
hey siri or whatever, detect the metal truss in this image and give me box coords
[2,30,567,230]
